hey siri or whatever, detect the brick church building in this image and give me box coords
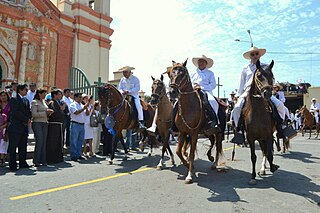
[0,0,113,89]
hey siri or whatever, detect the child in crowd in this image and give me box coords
[0,108,8,167]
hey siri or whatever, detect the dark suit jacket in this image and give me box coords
[8,95,31,134]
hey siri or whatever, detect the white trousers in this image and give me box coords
[315,113,319,123]
[231,95,287,127]
[205,91,219,123]
[133,95,144,121]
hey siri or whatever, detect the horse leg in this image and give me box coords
[138,131,147,152]
[109,135,117,165]
[185,135,197,184]
[309,127,311,139]
[119,136,128,161]
[206,135,214,163]
[258,155,267,176]
[275,135,281,152]
[214,133,223,170]
[301,125,305,137]
[176,133,188,168]
[248,138,257,185]
[267,138,279,173]
[182,138,189,160]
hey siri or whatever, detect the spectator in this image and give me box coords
[92,101,102,155]
[31,89,53,167]
[26,83,36,104]
[46,89,65,164]
[10,81,18,98]
[82,94,95,157]
[69,93,88,161]
[294,109,301,130]
[0,107,8,167]
[45,86,57,103]
[0,91,10,166]
[7,84,31,171]
[62,88,73,147]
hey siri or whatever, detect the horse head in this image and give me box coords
[97,83,122,110]
[252,60,274,100]
[150,75,166,106]
[166,59,190,101]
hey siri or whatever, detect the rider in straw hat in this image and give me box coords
[310,98,320,124]
[118,66,145,129]
[190,55,220,131]
[228,46,293,143]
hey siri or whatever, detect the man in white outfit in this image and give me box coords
[190,55,219,130]
[310,98,320,124]
[273,83,291,120]
[229,46,291,143]
[118,66,145,129]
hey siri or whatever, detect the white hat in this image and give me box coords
[118,66,135,72]
[243,46,266,60]
[311,98,317,102]
[192,55,214,68]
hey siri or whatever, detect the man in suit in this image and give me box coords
[8,84,32,171]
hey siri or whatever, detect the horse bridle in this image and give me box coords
[104,85,127,123]
[254,69,273,96]
[151,80,166,102]
[169,66,190,94]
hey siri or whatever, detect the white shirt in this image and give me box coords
[69,101,85,123]
[277,91,286,103]
[237,62,268,97]
[26,90,36,104]
[62,96,73,108]
[118,75,140,97]
[310,102,320,115]
[190,68,216,92]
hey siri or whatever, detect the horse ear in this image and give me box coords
[151,76,155,81]
[172,60,176,65]
[182,58,188,67]
[269,60,274,69]
[256,60,261,69]
[160,74,164,81]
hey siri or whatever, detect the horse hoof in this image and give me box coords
[147,152,152,157]
[123,157,128,161]
[258,170,266,177]
[211,164,217,170]
[108,160,113,165]
[185,178,193,184]
[248,179,257,185]
[271,164,279,173]
[156,165,162,170]
[171,161,175,166]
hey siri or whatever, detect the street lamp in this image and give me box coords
[234,29,254,47]
[247,30,253,47]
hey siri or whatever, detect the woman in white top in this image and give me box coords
[82,94,95,157]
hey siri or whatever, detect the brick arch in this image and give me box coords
[0,44,15,80]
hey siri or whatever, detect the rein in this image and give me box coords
[105,86,127,123]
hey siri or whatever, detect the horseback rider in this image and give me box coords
[118,66,145,129]
[273,83,291,120]
[310,98,320,124]
[190,55,220,132]
[228,46,292,143]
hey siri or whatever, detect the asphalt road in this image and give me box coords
[1,135,319,213]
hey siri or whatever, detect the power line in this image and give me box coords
[268,51,320,55]
[276,59,320,63]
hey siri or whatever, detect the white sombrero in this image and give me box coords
[118,66,135,72]
[192,55,214,68]
[243,46,266,60]
[311,98,317,102]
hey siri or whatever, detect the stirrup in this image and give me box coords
[282,126,297,140]
[231,132,245,144]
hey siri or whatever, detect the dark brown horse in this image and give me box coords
[98,84,155,164]
[149,75,175,169]
[242,60,279,185]
[299,105,320,139]
[166,60,225,184]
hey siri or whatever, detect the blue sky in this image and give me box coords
[109,0,320,97]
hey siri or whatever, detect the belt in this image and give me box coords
[71,121,84,125]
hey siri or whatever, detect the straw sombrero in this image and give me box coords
[311,98,317,102]
[243,46,266,60]
[118,66,135,72]
[192,55,214,68]
[273,83,283,90]
[230,91,236,95]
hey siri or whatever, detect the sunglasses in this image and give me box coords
[250,52,259,57]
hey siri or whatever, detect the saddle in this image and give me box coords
[125,95,150,122]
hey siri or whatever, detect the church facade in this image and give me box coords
[0,0,113,89]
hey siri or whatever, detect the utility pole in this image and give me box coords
[217,77,223,98]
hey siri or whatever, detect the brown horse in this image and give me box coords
[98,84,155,164]
[149,75,175,169]
[299,105,320,139]
[242,60,279,185]
[167,59,225,184]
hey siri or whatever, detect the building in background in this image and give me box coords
[0,0,113,89]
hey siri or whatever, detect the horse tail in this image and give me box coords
[216,132,223,156]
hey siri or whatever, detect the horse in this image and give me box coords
[241,60,279,185]
[149,75,175,169]
[299,105,320,139]
[98,84,155,164]
[166,59,226,184]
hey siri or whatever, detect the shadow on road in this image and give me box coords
[169,158,320,206]
[276,151,320,163]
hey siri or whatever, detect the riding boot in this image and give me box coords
[138,120,146,129]
[201,93,221,134]
[231,117,245,144]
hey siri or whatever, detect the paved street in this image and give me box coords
[1,135,319,213]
